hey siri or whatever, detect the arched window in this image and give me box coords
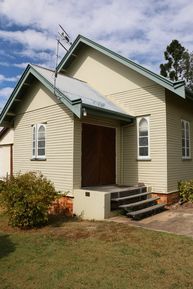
[32,124,46,159]
[137,116,150,159]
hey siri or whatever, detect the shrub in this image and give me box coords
[0,172,57,228]
[178,180,193,202]
[0,179,5,207]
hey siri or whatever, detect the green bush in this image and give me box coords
[0,179,5,207]
[178,180,193,202]
[0,172,57,228]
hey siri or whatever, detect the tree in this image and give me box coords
[160,40,193,91]
[160,39,185,81]
[181,51,193,89]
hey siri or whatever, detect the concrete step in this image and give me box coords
[111,186,147,199]
[119,197,160,209]
[127,203,165,220]
[111,191,151,202]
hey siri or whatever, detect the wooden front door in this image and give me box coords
[82,123,116,187]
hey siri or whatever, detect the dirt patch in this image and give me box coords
[0,212,138,242]
[46,220,139,242]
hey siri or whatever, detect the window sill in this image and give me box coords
[182,158,192,161]
[137,157,151,161]
[31,158,47,161]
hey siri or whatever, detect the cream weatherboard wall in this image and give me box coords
[110,85,167,193]
[0,146,11,178]
[0,129,14,145]
[14,81,74,193]
[65,47,167,193]
[166,91,193,192]
[66,46,155,96]
[0,128,14,179]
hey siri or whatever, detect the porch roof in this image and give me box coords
[33,65,133,121]
[0,64,134,127]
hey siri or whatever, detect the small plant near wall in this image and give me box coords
[178,180,193,202]
[0,172,57,228]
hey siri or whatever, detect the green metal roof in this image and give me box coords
[0,64,133,127]
[57,35,186,98]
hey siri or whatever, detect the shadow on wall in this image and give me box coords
[0,234,15,259]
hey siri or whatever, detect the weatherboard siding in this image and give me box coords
[166,91,193,192]
[0,146,11,179]
[14,82,74,193]
[66,46,155,96]
[109,85,167,193]
[0,129,14,145]
[0,129,14,178]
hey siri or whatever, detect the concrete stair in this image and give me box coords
[111,186,165,220]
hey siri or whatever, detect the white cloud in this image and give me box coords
[13,62,30,69]
[0,87,13,97]
[1,0,193,111]
[0,74,20,82]
[16,50,56,69]
[0,87,13,108]
[0,29,55,51]
[0,0,193,72]
[0,61,9,67]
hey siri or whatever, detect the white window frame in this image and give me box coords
[32,123,46,160]
[181,119,191,159]
[32,125,36,159]
[137,116,150,160]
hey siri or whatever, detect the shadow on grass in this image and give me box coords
[0,234,15,259]
[48,214,80,227]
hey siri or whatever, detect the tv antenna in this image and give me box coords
[58,24,72,46]
[54,24,72,95]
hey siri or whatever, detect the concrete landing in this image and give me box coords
[82,185,134,193]
[109,208,193,238]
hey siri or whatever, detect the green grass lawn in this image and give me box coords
[0,213,193,289]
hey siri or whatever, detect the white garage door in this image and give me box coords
[0,146,10,179]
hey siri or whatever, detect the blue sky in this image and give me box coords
[0,0,193,110]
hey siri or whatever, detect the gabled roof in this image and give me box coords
[0,64,133,127]
[57,35,186,98]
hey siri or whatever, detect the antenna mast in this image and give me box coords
[54,24,72,96]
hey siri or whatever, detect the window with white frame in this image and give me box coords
[32,124,46,159]
[181,120,190,159]
[137,116,150,159]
